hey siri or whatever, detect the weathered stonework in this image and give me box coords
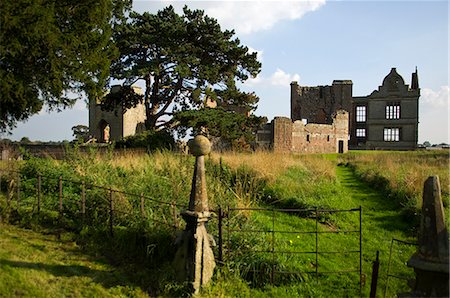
[174,135,216,294]
[256,110,349,154]
[405,176,449,297]
[89,85,146,142]
[290,68,420,150]
[352,68,420,150]
[291,80,353,125]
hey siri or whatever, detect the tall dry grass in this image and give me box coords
[211,150,336,183]
[342,150,449,208]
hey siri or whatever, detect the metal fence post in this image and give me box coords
[370,251,380,298]
[109,188,114,237]
[59,176,63,216]
[315,207,319,282]
[218,207,223,263]
[6,174,10,207]
[227,206,230,262]
[171,201,178,228]
[16,173,20,204]
[37,174,41,214]
[384,239,395,298]
[81,181,86,222]
[140,192,145,218]
[271,208,275,284]
[359,206,363,296]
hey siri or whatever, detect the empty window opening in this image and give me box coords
[356,106,366,122]
[99,120,111,143]
[327,135,330,142]
[384,128,400,142]
[356,129,366,137]
[307,135,310,142]
[386,102,400,119]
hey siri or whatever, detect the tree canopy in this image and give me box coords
[103,5,261,131]
[174,107,267,149]
[0,0,131,132]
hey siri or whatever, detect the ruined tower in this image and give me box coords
[290,80,353,124]
[89,85,146,142]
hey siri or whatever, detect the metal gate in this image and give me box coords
[216,206,363,295]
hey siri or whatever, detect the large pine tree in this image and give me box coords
[103,5,262,131]
[0,0,131,132]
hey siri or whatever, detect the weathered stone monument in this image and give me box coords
[174,135,216,293]
[406,176,449,297]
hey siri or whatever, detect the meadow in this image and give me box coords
[0,148,448,297]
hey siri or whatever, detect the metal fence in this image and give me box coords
[1,167,364,295]
[383,238,417,297]
[216,206,363,295]
[0,169,186,234]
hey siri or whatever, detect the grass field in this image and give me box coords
[0,222,148,298]
[0,149,448,297]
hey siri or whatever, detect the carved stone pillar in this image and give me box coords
[173,135,216,293]
[406,176,449,297]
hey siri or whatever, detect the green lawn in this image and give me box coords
[1,151,435,297]
[0,223,148,298]
[203,163,417,297]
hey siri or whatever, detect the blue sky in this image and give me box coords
[5,0,449,144]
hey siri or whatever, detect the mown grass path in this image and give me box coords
[335,164,416,296]
[0,223,148,298]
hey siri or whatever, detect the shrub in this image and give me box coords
[115,130,175,151]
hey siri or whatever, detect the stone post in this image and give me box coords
[174,135,216,294]
[406,176,449,297]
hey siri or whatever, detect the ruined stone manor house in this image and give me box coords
[256,68,420,153]
[89,68,419,153]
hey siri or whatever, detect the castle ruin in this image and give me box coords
[89,85,146,142]
[290,68,420,150]
[256,110,349,154]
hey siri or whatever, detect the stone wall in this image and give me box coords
[350,68,420,150]
[89,85,146,142]
[257,110,349,154]
[290,80,353,125]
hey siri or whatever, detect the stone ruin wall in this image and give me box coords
[123,103,147,137]
[89,85,146,142]
[256,110,349,154]
[291,85,335,124]
[290,81,353,125]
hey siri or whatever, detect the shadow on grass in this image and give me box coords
[0,257,184,297]
[337,165,417,234]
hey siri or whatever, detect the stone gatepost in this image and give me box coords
[406,176,449,297]
[174,135,216,294]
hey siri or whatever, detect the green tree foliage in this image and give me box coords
[174,108,267,148]
[115,130,175,151]
[0,0,131,132]
[71,125,90,142]
[103,5,261,130]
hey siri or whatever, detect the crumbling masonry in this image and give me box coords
[256,67,419,153]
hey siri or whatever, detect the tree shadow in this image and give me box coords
[0,258,136,290]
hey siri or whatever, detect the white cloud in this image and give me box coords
[245,74,264,86]
[247,47,263,62]
[270,68,300,86]
[421,86,449,109]
[418,86,449,144]
[206,1,326,35]
[140,1,326,35]
[242,68,300,87]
